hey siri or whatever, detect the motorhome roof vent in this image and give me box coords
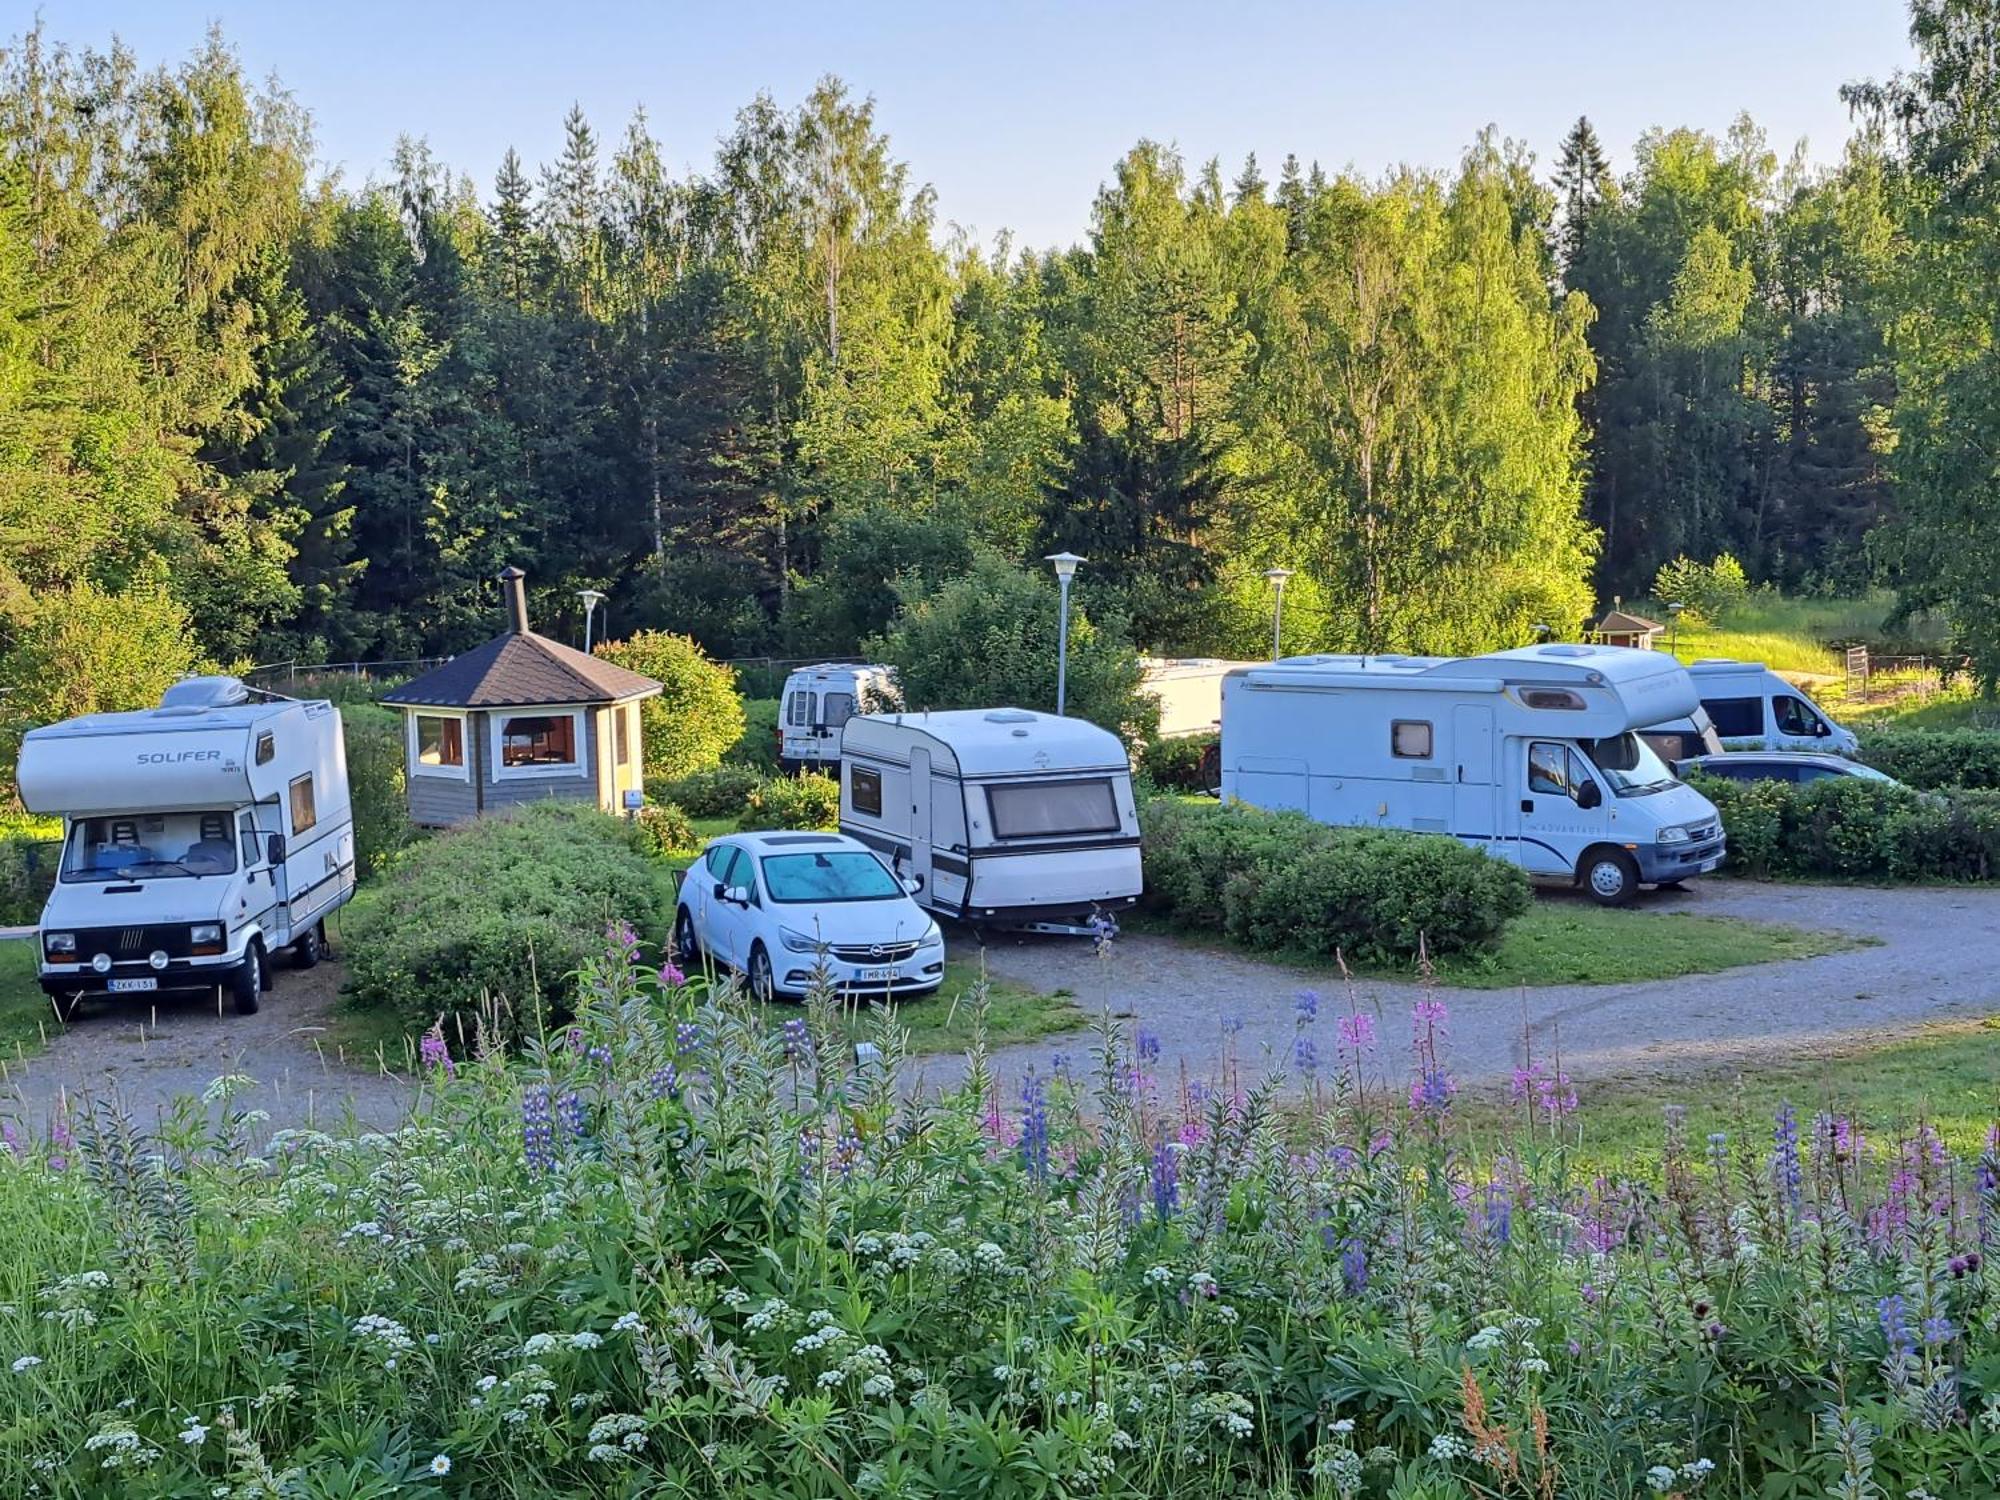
[982,709,1037,724]
[158,675,251,711]
[1535,645,1592,658]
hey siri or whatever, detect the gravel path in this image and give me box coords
[914,881,2000,1097]
[0,953,415,1138]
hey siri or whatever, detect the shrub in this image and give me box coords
[0,813,62,926]
[1141,796,1529,963]
[738,772,840,833]
[727,698,781,773]
[633,802,698,858]
[649,764,763,819]
[1139,733,1217,792]
[342,704,418,879]
[341,801,666,1040]
[1651,552,1749,625]
[593,631,745,781]
[1857,727,2000,790]
[1691,771,2000,881]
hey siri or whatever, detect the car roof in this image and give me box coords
[1691,751,1848,765]
[720,831,861,851]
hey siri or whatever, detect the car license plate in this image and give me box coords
[856,966,896,981]
[1699,857,1721,873]
[108,977,158,993]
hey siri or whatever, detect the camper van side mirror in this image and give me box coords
[1574,780,1603,811]
[266,833,286,865]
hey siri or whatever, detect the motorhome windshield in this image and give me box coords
[760,851,902,904]
[987,778,1121,840]
[1580,734,1678,797]
[61,811,239,881]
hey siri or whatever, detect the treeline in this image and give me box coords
[0,2,1997,705]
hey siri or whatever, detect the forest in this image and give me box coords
[0,0,1997,734]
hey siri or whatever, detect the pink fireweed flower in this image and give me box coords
[659,959,686,988]
[1336,1011,1376,1056]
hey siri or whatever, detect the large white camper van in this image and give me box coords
[778,663,896,773]
[17,677,358,1017]
[1219,645,1726,905]
[837,708,1142,931]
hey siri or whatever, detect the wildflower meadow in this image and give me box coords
[3,926,2000,1497]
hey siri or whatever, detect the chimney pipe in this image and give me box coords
[499,566,530,634]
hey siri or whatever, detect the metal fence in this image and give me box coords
[244,658,450,692]
[1839,647,1972,707]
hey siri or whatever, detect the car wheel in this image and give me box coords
[1583,849,1640,908]
[747,942,778,1003]
[231,944,264,1016]
[291,922,323,970]
[674,906,701,964]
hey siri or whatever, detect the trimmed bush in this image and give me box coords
[727,697,782,772]
[1858,727,2000,790]
[1691,771,2000,881]
[1139,733,1217,793]
[649,764,763,819]
[1141,796,1529,963]
[341,802,667,1040]
[634,802,698,858]
[738,772,840,833]
[593,631,745,781]
[343,704,418,879]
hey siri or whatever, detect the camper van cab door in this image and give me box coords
[1512,740,1608,875]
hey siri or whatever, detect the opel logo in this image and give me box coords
[869,944,884,959]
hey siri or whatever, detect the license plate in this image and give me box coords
[1699,857,1721,873]
[108,977,158,993]
[856,967,897,981]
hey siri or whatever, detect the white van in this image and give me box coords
[1219,645,1726,905]
[17,676,357,1018]
[838,708,1143,932]
[779,663,895,773]
[1644,659,1859,755]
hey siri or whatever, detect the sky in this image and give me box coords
[33,0,1917,252]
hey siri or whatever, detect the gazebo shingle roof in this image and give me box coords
[1595,609,1663,635]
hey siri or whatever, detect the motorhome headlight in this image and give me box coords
[917,924,944,951]
[1656,824,1691,845]
[779,926,826,955]
[190,923,224,954]
[42,932,75,958]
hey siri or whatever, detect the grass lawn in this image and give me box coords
[1453,1017,2000,1173]
[0,939,51,1062]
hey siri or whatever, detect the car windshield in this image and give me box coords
[61,811,238,881]
[760,850,902,904]
[1580,733,1678,797]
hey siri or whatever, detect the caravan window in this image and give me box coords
[1391,720,1433,759]
[61,811,238,882]
[289,775,318,834]
[1702,696,1764,739]
[987,778,1121,840]
[850,765,883,817]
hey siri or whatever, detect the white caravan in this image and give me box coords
[837,708,1142,931]
[1140,657,1261,740]
[779,663,896,773]
[1643,659,1859,755]
[1219,645,1726,905]
[17,676,358,1017]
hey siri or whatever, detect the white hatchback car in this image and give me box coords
[674,831,946,1001]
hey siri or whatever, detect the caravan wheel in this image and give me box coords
[291,922,324,970]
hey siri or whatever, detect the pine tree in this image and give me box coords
[1553,116,1611,270]
[1232,152,1268,206]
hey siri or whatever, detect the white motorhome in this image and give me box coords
[1219,645,1726,905]
[779,663,896,773]
[17,677,358,1017]
[837,708,1142,931]
[1643,659,1859,755]
[1140,657,1261,740]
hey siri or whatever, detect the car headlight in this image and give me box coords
[779,926,825,955]
[917,924,944,950]
[1656,825,1690,845]
[43,931,75,957]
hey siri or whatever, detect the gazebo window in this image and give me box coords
[408,711,469,780]
[497,711,581,773]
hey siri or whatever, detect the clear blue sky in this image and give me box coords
[35,0,1916,252]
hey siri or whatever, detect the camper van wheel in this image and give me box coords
[673,907,701,964]
[1581,848,1640,907]
[747,943,778,1003]
[231,945,264,1016]
[291,922,324,970]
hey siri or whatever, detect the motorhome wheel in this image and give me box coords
[747,943,777,1003]
[291,922,324,970]
[1583,849,1639,907]
[231,945,264,1016]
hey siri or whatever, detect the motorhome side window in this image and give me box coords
[289,775,317,834]
[1702,697,1763,738]
[1390,720,1433,758]
[415,714,464,768]
[987,778,1120,840]
[255,731,275,765]
[851,765,883,817]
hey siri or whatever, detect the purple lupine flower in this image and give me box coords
[832,1133,863,1178]
[1773,1103,1803,1219]
[1049,1052,1072,1078]
[659,959,687,988]
[1923,1315,1955,1346]
[1706,1131,1730,1179]
[521,1086,555,1173]
[1879,1294,1915,1358]
[586,1044,613,1069]
[557,1090,588,1140]
[1294,989,1320,1024]
[1339,1236,1368,1295]
[1149,1140,1179,1221]
[1018,1070,1050,1183]
[781,1018,811,1064]
[1482,1181,1512,1245]
[1135,1029,1161,1064]
[675,1021,702,1055]
[1336,1011,1376,1057]
[1221,1015,1245,1037]
[0,1120,16,1158]
[646,1064,679,1101]
[1293,1034,1319,1074]
[1087,910,1118,956]
[1408,1066,1455,1116]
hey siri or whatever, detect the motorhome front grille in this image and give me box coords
[74,926,194,961]
[829,940,920,964]
[1685,823,1721,844]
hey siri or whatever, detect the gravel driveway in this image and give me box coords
[915,881,2000,1098]
[0,954,414,1140]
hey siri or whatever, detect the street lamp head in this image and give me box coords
[1666,601,1684,615]
[578,589,606,608]
[1044,551,1084,582]
[1530,622,1550,639]
[1263,566,1295,588]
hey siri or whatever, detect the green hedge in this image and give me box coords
[343,704,419,879]
[1139,733,1216,793]
[727,697,782,773]
[0,813,62,926]
[738,772,840,833]
[341,802,667,1041]
[1858,727,2000,790]
[1692,772,2000,881]
[633,802,698,858]
[1141,796,1529,963]
[648,765,763,819]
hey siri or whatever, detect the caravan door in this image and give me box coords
[908,747,934,895]
[1450,704,1495,836]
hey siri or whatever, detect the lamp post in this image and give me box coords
[1044,552,1084,717]
[1531,622,1551,645]
[579,589,606,653]
[1262,567,1295,660]
[1666,601,1684,659]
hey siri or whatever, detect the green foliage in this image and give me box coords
[1692,770,2000,881]
[737,773,840,833]
[593,632,745,782]
[1140,796,1529,962]
[1857,728,2000,790]
[870,554,1159,740]
[0,825,62,926]
[633,802,698,858]
[1138,733,1217,792]
[727,699,781,773]
[1651,552,1750,624]
[648,765,763,819]
[341,802,666,1039]
[342,705,417,880]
